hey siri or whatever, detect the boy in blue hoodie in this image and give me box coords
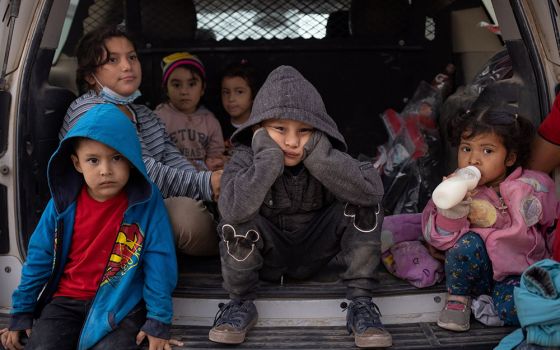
[0,104,179,350]
[209,66,390,348]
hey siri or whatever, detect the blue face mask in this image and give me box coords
[99,87,142,105]
[93,75,142,105]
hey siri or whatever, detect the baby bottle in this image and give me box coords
[431,166,481,210]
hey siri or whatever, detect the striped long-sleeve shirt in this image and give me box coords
[59,91,213,201]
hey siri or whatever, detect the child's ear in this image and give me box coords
[505,152,517,167]
[71,154,83,173]
[85,74,96,87]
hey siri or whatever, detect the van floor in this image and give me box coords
[0,315,513,349]
[0,256,515,349]
[170,255,515,349]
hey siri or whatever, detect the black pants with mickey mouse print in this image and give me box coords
[218,201,383,301]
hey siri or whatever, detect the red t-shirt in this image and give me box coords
[538,94,560,261]
[55,186,128,300]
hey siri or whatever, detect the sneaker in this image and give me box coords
[345,297,393,348]
[437,297,471,332]
[208,300,258,344]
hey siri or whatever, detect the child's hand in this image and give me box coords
[437,199,471,219]
[205,156,224,171]
[302,130,323,159]
[251,125,282,154]
[211,170,223,201]
[0,328,31,350]
[135,330,184,350]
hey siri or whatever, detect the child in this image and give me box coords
[209,66,391,348]
[422,107,558,332]
[156,52,225,171]
[1,104,179,349]
[220,59,258,144]
[59,25,221,256]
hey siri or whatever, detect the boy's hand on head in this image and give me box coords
[302,130,323,159]
[0,328,31,350]
[251,125,282,154]
[302,130,334,169]
[136,330,184,350]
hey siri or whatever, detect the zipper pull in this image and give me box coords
[497,194,508,214]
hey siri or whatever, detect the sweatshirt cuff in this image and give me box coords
[251,128,281,154]
[141,318,172,340]
[435,214,468,232]
[9,313,33,331]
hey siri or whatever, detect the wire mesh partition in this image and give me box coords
[65,0,439,47]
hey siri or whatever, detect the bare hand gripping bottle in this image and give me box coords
[431,166,481,210]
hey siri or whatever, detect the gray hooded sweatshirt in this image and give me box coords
[219,66,384,231]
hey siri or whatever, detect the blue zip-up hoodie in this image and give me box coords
[9,104,178,349]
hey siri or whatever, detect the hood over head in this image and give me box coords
[230,65,347,151]
[48,104,151,213]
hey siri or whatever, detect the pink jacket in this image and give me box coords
[422,167,558,281]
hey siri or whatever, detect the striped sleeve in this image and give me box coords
[59,91,106,140]
[60,92,213,201]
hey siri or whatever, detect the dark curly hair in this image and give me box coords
[221,59,259,99]
[75,25,137,94]
[447,106,535,172]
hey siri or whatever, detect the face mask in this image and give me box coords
[99,87,142,105]
[93,75,142,105]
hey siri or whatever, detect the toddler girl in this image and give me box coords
[422,107,559,331]
[156,52,225,171]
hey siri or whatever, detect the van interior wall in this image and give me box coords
[19,48,76,250]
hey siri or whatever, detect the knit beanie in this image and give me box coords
[231,65,347,151]
[161,52,205,86]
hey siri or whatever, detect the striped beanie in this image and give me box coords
[161,52,206,85]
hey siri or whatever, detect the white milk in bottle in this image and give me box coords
[431,166,481,210]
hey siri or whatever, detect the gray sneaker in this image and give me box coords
[208,300,258,344]
[437,298,471,332]
[345,297,393,348]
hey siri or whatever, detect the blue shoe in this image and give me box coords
[209,300,258,344]
[345,297,392,348]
